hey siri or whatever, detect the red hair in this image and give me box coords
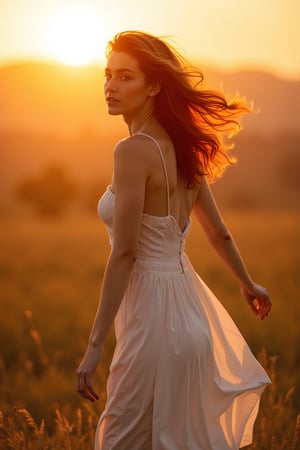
[106,31,250,187]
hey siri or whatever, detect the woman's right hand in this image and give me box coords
[76,343,103,402]
[240,283,272,320]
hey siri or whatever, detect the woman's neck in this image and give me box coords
[123,104,157,136]
[130,117,154,136]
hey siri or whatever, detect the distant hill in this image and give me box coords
[204,68,300,135]
[0,61,299,136]
[0,61,299,214]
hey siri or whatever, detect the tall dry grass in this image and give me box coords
[0,351,299,449]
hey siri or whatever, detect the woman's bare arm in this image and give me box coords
[76,137,149,401]
[193,176,272,320]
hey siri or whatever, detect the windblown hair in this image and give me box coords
[106,31,250,187]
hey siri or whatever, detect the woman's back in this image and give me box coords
[112,132,199,233]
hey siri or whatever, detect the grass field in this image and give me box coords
[0,210,299,449]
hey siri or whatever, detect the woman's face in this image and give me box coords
[104,51,155,118]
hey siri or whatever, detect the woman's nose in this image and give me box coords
[105,78,117,92]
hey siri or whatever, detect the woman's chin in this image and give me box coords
[107,106,122,115]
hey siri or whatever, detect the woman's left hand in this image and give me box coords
[240,283,272,320]
[76,343,103,402]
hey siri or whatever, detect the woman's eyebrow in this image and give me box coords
[105,68,135,74]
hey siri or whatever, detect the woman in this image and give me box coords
[76,31,272,450]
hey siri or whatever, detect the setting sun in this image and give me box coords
[45,6,108,66]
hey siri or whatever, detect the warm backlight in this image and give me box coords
[45,6,107,66]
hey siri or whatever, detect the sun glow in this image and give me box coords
[45,6,108,66]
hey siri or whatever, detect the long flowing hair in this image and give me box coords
[106,31,250,187]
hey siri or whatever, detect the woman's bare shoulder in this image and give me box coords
[114,134,160,163]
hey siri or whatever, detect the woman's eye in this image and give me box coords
[104,73,132,82]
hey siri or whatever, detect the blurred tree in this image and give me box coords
[16,164,78,217]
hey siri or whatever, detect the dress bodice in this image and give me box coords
[97,186,191,265]
[97,133,191,268]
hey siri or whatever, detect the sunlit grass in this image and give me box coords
[0,211,299,448]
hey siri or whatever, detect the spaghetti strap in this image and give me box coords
[135,133,170,216]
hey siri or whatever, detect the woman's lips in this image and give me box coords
[106,97,120,105]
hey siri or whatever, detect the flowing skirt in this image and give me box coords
[95,254,270,450]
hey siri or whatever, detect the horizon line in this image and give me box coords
[0,56,299,83]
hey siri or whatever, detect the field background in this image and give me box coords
[0,211,299,449]
[0,61,299,449]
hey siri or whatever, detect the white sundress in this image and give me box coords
[95,133,271,450]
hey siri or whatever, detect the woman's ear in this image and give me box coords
[148,82,161,97]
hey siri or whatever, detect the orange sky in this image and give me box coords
[0,0,299,80]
